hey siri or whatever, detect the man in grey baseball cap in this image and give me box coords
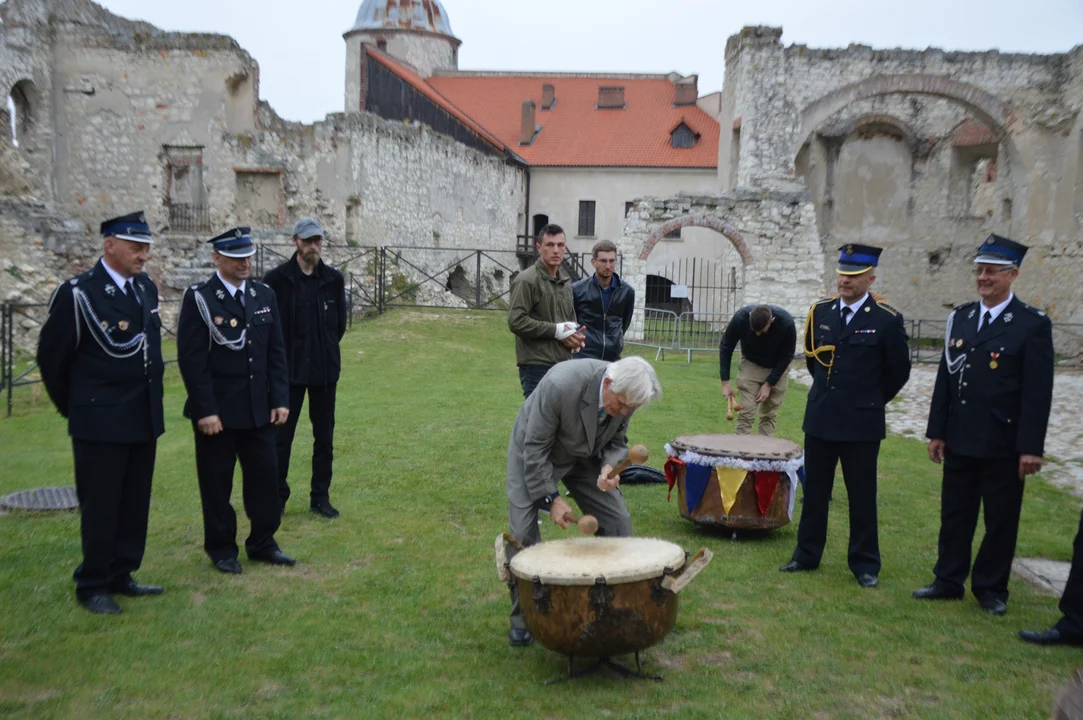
[263,217,348,518]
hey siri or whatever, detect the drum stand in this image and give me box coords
[544,653,663,684]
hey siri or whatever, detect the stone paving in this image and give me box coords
[790,363,1083,597]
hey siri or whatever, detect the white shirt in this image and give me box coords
[101,257,135,295]
[216,272,246,302]
[839,293,869,325]
[978,292,1013,331]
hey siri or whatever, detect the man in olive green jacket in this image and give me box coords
[508,224,585,398]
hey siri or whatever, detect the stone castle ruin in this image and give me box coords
[0,0,1081,348]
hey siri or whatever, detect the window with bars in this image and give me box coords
[578,200,596,237]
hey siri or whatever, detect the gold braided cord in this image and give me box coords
[803,303,835,372]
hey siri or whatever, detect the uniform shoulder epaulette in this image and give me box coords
[813,296,836,306]
[1023,303,1047,317]
[875,299,899,316]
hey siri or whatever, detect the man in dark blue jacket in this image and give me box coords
[38,211,166,614]
[177,227,295,574]
[572,240,634,362]
[263,218,347,519]
[780,244,911,589]
[915,235,1053,616]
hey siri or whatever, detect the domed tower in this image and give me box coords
[344,0,461,112]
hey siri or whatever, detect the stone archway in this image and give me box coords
[638,212,754,264]
[617,192,825,340]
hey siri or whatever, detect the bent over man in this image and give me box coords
[503,356,662,647]
[177,227,295,574]
[915,235,1053,616]
[38,211,165,614]
[718,304,797,436]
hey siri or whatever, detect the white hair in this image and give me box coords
[604,356,662,407]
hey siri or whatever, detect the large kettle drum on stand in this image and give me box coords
[496,535,712,682]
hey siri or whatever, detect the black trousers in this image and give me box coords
[193,424,281,563]
[792,434,881,577]
[1056,507,1083,637]
[933,452,1024,602]
[71,439,156,600]
[518,364,552,399]
[276,383,337,506]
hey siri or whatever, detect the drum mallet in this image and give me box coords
[603,444,649,483]
[559,510,600,535]
[726,395,742,421]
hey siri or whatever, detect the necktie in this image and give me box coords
[125,279,141,313]
[841,306,852,326]
[980,311,991,333]
[234,288,245,309]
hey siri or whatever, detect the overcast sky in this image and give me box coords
[93,0,1083,124]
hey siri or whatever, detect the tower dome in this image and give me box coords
[348,0,456,38]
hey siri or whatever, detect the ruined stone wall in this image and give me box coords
[0,0,526,322]
[617,191,823,339]
[717,26,1083,327]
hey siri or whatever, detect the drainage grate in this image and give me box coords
[0,487,79,512]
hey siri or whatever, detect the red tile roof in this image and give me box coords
[426,74,719,168]
[364,47,513,157]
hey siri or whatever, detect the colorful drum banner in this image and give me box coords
[665,434,804,531]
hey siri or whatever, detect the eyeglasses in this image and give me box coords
[972,266,1015,277]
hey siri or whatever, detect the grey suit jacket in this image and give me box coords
[506,359,631,509]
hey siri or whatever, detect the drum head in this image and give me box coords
[669,433,802,460]
[509,537,687,586]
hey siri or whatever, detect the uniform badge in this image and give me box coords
[99,320,109,331]
[215,289,226,300]
[118,320,129,331]
[1003,312,1013,323]
[819,324,831,331]
[864,306,871,312]
[846,244,854,256]
[968,309,976,319]
[214,316,223,326]
[105,284,115,297]
[249,287,256,298]
[990,351,1000,370]
[955,339,964,349]
[230,318,238,327]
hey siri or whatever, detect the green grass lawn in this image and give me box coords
[1,309,1081,719]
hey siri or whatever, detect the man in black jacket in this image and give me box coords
[263,218,347,518]
[177,227,295,574]
[37,211,166,614]
[780,244,911,589]
[572,240,634,362]
[718,304,796,436]
[915,235,1053,616]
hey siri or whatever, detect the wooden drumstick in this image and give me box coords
[560,510,599,535]
[604,444,649,481]
[726,395,735,421]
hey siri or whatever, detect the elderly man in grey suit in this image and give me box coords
[503,355,662,647]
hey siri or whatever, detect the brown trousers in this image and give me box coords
[734,357,789,436]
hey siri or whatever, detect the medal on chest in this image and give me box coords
[990,352,1000,369]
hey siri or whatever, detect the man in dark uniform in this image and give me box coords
[177,227,295,574]
[37,211,165,614]
[1019,505,1083,646]
[263,217,347,518]
[780,244,911,588]
[915,235,1053,616]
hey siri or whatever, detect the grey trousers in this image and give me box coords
[506,463,633,630]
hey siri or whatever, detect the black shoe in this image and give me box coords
[779,560,816,573]
[109,579,164,597]
[249,550,296,566]
[912,583,964,600]
[856,573,878,588]
[509,628,533,647]
[310,501,340,519]
[214,558,243,574]
[980,597,1008,616]
[1019,628,1083,646]
[80,594,122,615]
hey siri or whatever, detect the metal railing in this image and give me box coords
[167,203,211,232]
